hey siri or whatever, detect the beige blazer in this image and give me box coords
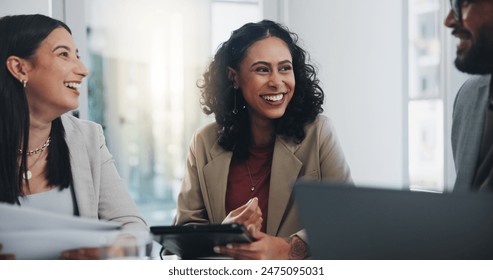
[175,115,352,240]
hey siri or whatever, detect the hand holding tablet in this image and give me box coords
[151,223,255,259]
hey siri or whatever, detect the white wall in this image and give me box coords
[0,0,52,16]
[279,0,407,188]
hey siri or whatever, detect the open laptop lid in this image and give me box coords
[294,181,493,259]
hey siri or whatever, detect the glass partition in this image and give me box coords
[86,0,262,226]
[408,0,444,191]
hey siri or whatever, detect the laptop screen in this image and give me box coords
[294,181,493,259]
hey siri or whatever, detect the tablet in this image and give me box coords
[150,223,255,259]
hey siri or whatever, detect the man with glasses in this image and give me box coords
[446,0,493,190]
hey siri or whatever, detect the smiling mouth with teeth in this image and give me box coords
[262,93,284,102]
[64,82,81,89]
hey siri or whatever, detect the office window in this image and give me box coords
[211,0,262,52]
[86,0,261,226]
[408,0,444,192]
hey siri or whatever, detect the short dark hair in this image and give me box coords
[0,14,73,203]
[198,20,324,159]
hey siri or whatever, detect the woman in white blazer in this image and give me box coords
[0,14,147,259]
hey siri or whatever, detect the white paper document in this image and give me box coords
[0,203,122,259]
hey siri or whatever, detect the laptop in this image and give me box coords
[293,181,493,259]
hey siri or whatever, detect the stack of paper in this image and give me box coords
[0,203,122,259]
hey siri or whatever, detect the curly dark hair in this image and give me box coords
[198,20,324,159]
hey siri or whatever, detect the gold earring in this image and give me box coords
[20,79,27,88]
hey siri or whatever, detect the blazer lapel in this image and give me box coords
[203,141,232,224]
[266,137,302,235]
[202,136,302,230]
[62,116,97,218]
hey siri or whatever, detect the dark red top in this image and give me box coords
[226,145,273,232]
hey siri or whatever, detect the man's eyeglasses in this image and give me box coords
[450,0,461,20]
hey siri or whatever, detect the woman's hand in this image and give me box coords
[214,225,309,260]
[0,243,15,260]
[61,247,102,260]
[61,232,149,259]
[61,245,137,260]
[61,244,134,260]
[222,197,263,232]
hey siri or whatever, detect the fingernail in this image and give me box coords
[213,246,221,254]
[226,244,233,249]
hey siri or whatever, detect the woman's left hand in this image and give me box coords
[61,247,103,259]
[61,232,149,259]
[61,244,132,260]
[214,226,308,260]
[222,197,263,232]
[0,243,15,260]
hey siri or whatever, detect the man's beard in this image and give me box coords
[455,27,493,74]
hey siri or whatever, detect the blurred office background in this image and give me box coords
[0,0,468,226]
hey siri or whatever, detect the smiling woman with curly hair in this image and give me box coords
[199,20,325,160]
[175,20,352,260]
